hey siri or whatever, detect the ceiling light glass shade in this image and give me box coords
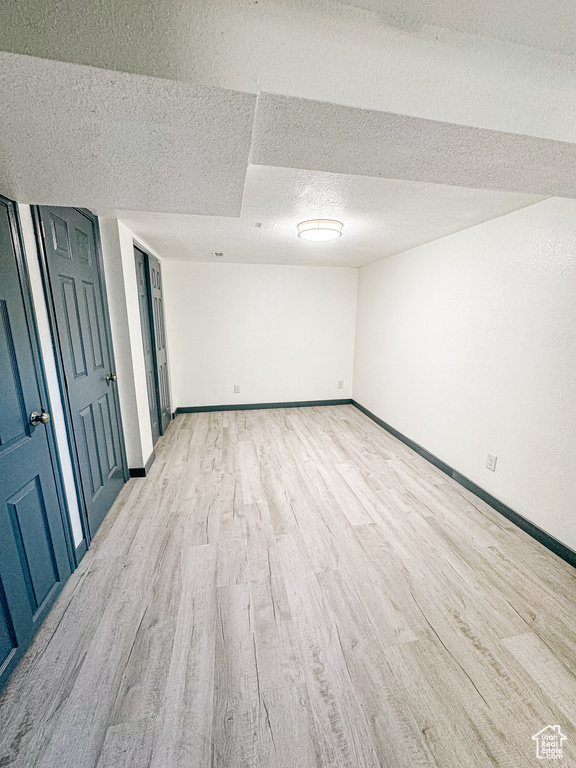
[297,219,343,242]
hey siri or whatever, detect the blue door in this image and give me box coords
[0,196,73,692]
[147,254,171,434]
[37,207,127,539]
[134,246,160,445]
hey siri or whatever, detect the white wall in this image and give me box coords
[163,261,358,408]
[18,204,84,547]
[354,197,576,551]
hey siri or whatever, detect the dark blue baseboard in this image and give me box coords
[129,450,156,478]
[176,399,352,414]
[352,400,576,570]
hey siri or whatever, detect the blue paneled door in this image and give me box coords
[37,207,127,538]
[134,247,160,445]
[147,254,171,434]
[0,196,73,692]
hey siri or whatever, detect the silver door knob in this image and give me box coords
[30,410,51,426]
[106,373,118,385]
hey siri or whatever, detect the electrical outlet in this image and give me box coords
[234,384,240,394]
[486,452,497,472]
[337,380,344,389]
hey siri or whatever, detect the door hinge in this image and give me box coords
[64,375,69,391]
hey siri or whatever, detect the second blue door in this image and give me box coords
[37,207,127,539]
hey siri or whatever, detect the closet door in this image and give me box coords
[147,254,171,434]
[0,196,73,692]
[37,206,127,538]
[134,246,160,445]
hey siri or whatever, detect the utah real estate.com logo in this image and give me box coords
[532,725,567,760]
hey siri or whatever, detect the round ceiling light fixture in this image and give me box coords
[297,219,343,242]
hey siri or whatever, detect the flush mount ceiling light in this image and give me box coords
[297,219,343,242]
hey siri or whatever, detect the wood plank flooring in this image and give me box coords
[1,405,576,767]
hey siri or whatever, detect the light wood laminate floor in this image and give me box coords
[1,405,576,767]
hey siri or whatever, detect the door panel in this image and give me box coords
[38,207,126,538]
[98,391,118,475]
[7,477,59,613]
[0,588,16,673]
[79,403,104,497]
[84,282,104,369]
[134,247,160,445]
[0,301,30,450]
[60,276,88,378]
[0,196,72,692]
[147,254,171,434]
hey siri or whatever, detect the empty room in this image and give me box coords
[1,1,576,766]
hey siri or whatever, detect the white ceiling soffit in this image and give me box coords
[333,0,576,55]
[251,93,576,197]
[118,165,545,268]
[0,53,256,215]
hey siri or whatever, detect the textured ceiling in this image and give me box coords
[251,94,576,197]
[332,0,576,55]
[0,54,570,217]
[0,48,570,267]
[0,53,256,214]
[2,1,576,145]
[118,166,544,267]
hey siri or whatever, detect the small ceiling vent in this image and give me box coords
[211,251,225,258]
